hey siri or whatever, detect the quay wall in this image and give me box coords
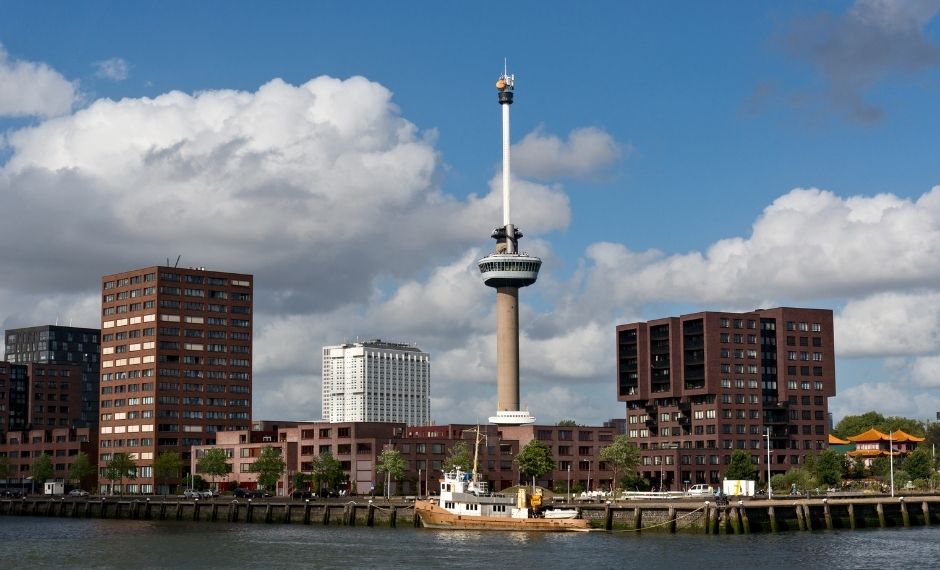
[2,496,938,534]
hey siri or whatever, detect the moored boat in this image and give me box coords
[414,429,591,532]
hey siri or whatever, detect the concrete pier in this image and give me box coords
[2,496,939,534]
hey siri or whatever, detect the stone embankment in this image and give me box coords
[2,495,939,534]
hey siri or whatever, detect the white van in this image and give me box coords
[686,484,712,496]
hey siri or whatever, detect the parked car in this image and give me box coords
[686,484,713,496]
[291,490,315,499]
[68,489,90,497]
[233,487,270,498]
[1,489,24,498]
[200,489,219,499]
[182,489,202,499]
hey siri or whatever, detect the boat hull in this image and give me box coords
[414,500,591,532]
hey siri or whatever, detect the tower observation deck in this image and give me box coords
[478,65,540,425]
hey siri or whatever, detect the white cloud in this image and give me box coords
[836,291,940,357]
[5,64,940,427]
[94,57,130,81]
[581,187,940,310]
[831,381,940,421]
[0,44,78,117]
[782,0,940,122]
[0,73,623,424]
[512,126,623,180]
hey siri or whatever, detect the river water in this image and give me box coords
[1,516,937,569]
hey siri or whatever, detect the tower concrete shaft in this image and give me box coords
[495,287,520,412]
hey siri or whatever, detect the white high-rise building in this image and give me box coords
[321,340,430,425]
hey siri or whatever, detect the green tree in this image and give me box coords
[251,446,286,493]
[376,449,407,498]
[105,453,137,495]
[833,412,926,439]
[153,451,183,494]
[870,456,891,478]
[924,422,940,451]
[833,411,885,438]
[557,419,578,427]
[293,472,311,492]
[515,440,554,487]
[443,441,472,472]
[847,455,867,479]
[725,450,756,480]
[67,452,95,490]
[770,467,815,494]
[0,455,12,481]
[599,435,641,494]
[814,450,844,486]
[181,474,206,491]
[32,453,54,487]
[902,447,935,481]
[310,451,344,493]
[883,416,927,437]
[196,448,231,490]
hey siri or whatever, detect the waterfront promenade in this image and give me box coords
[3,493,938,534]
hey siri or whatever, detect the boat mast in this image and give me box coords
[470,425,484,485]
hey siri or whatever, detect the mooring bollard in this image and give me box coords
[739,502,750,534]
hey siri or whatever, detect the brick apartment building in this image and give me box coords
[0,360,98,491]
[1,427,97,491]
[0,361,89,436]
[191,421,617,497]
[5,325,101,427]
[98,265,253,494]
[616,307,835,490]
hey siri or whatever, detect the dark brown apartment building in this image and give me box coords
[616,307,835,490]
[0,361,86,433]
[5,325,101,427]
[98,265,253,494]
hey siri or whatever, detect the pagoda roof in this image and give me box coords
[828,433,851,445]
[847,449,895,457]
[889,430,925,443]
[845,427,925,443]
[846,428,888,442]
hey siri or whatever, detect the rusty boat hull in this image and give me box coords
[414,499,592,532]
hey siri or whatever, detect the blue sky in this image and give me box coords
[2,0,940,425]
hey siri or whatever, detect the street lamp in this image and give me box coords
[566,464,571,502]
[765,427,772,500]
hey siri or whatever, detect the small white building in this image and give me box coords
[321,340,430,426]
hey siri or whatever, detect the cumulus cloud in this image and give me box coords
[512,126,623,180]
[0,76,569,316]
[5,57,940,426]
[0,44,78,117]
[0,71,634,424]
[94,57,130,81]
[836,292,940,357]
[580,187,940,311]
[831,381,940,421]
[783,0,940,122]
